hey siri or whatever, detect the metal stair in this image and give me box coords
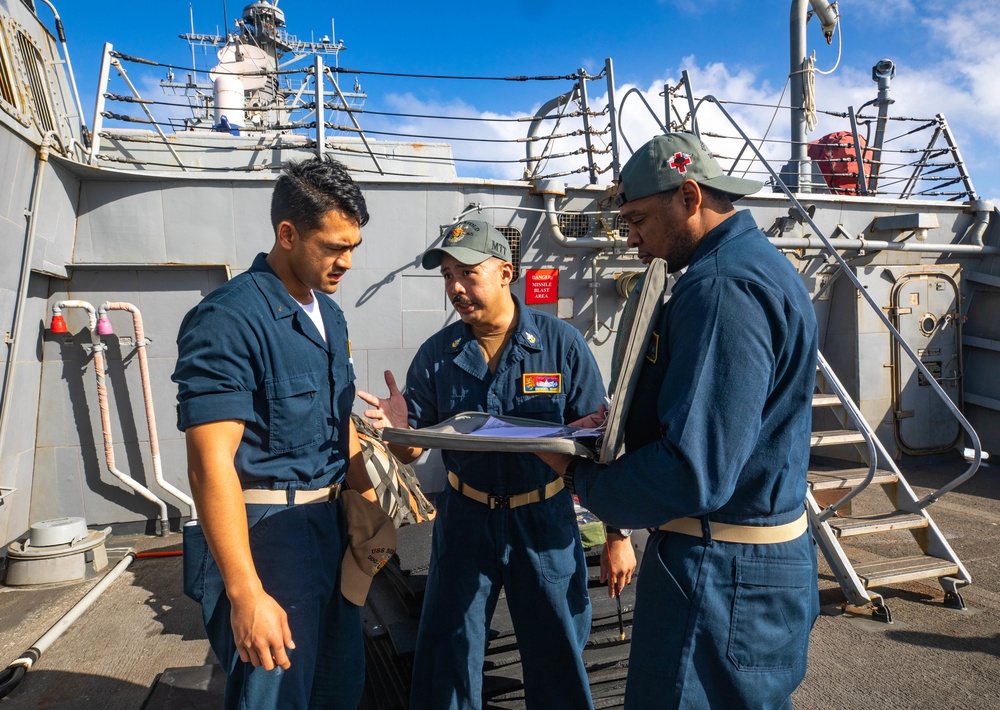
[807,353,972,622]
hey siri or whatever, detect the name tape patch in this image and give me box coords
[523,373,562,394]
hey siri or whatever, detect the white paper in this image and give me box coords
[468,416,604,439]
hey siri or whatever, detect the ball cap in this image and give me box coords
[615,133,762,207]
[422,219,512,270]
[340,489,397,607]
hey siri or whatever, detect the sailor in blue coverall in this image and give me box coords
[173,157,375,709]
[539,134,820,709]
[359,219,636,710]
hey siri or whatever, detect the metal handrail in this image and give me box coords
[814,352,878,521]
[688,95,982,509]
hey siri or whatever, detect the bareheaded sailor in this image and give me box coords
[173,156,384,709]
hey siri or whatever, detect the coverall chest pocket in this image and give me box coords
[265,373,322,453]
[512,394,566,423]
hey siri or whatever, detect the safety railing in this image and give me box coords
[652,76,980,202]
[87,44,615,180]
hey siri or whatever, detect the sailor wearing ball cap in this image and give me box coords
[538,132,820,709]
[360,218,636,710]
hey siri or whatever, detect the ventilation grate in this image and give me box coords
[615,213,629,240]
[16,29,54,133]
[496,226,522,282]
[558,212,590,239]
[0,30,15,108]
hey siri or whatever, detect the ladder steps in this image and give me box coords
[807,468,898,490]
[828,511,927,537]
[853,555,960,588]
[810,429,867,447]
[812,393,841,407]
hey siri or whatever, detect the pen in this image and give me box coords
[606,540,625,641]
[616,594,625,642]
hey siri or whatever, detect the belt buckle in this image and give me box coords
[328,483,342,501]
[488,493,511,510]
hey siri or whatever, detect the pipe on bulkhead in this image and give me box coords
[867,59,896,194]
[98,303,196,520]
[0,131,62,492]
[788,0,839,192]
[770,237,999,255]
[535,180,618,250]
[50,301,169,535]
[962,200,994,248]
[0,551,137,699]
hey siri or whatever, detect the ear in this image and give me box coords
[275,221,298,251]
[677,179,702,216]
[498,260,515,286]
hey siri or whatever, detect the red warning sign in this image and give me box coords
[525,268,559,304]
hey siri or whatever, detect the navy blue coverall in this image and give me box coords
[173,253,362,710]
[574,211,820,709]
[406,298,605,710]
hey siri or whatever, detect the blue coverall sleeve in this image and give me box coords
[576,277,781,528]
[404,344,438,430]
[173,302,260,430]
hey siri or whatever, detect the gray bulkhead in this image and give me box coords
[8,162,999,538]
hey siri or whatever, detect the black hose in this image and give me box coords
[0,659,29,700]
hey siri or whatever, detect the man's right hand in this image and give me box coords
[357,370,408,430]
[230,586,295,671]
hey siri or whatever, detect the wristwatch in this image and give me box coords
[606,526,633,538]
[563,457,580,494]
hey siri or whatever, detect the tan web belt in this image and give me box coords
[242,483,342,505]
[657,511,808,544]
[448,471,564,510]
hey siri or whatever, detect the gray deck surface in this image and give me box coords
[1,456,998,709]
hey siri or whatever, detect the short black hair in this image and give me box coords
[270,156,369,233]
[698,183,736,209]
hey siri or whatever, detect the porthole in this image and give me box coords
[918,313,938,337]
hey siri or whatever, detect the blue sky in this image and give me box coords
[47,0,1000,201]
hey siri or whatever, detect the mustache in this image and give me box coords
[452,296,473,307]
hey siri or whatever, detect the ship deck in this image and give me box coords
[1,454,997,709]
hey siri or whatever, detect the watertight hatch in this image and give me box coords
[888,268,963,454]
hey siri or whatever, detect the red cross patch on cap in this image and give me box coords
[669,152,692,174]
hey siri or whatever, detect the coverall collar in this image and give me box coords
[685,210,759,274]
[248,252,333,351]
[448,296,544,379]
